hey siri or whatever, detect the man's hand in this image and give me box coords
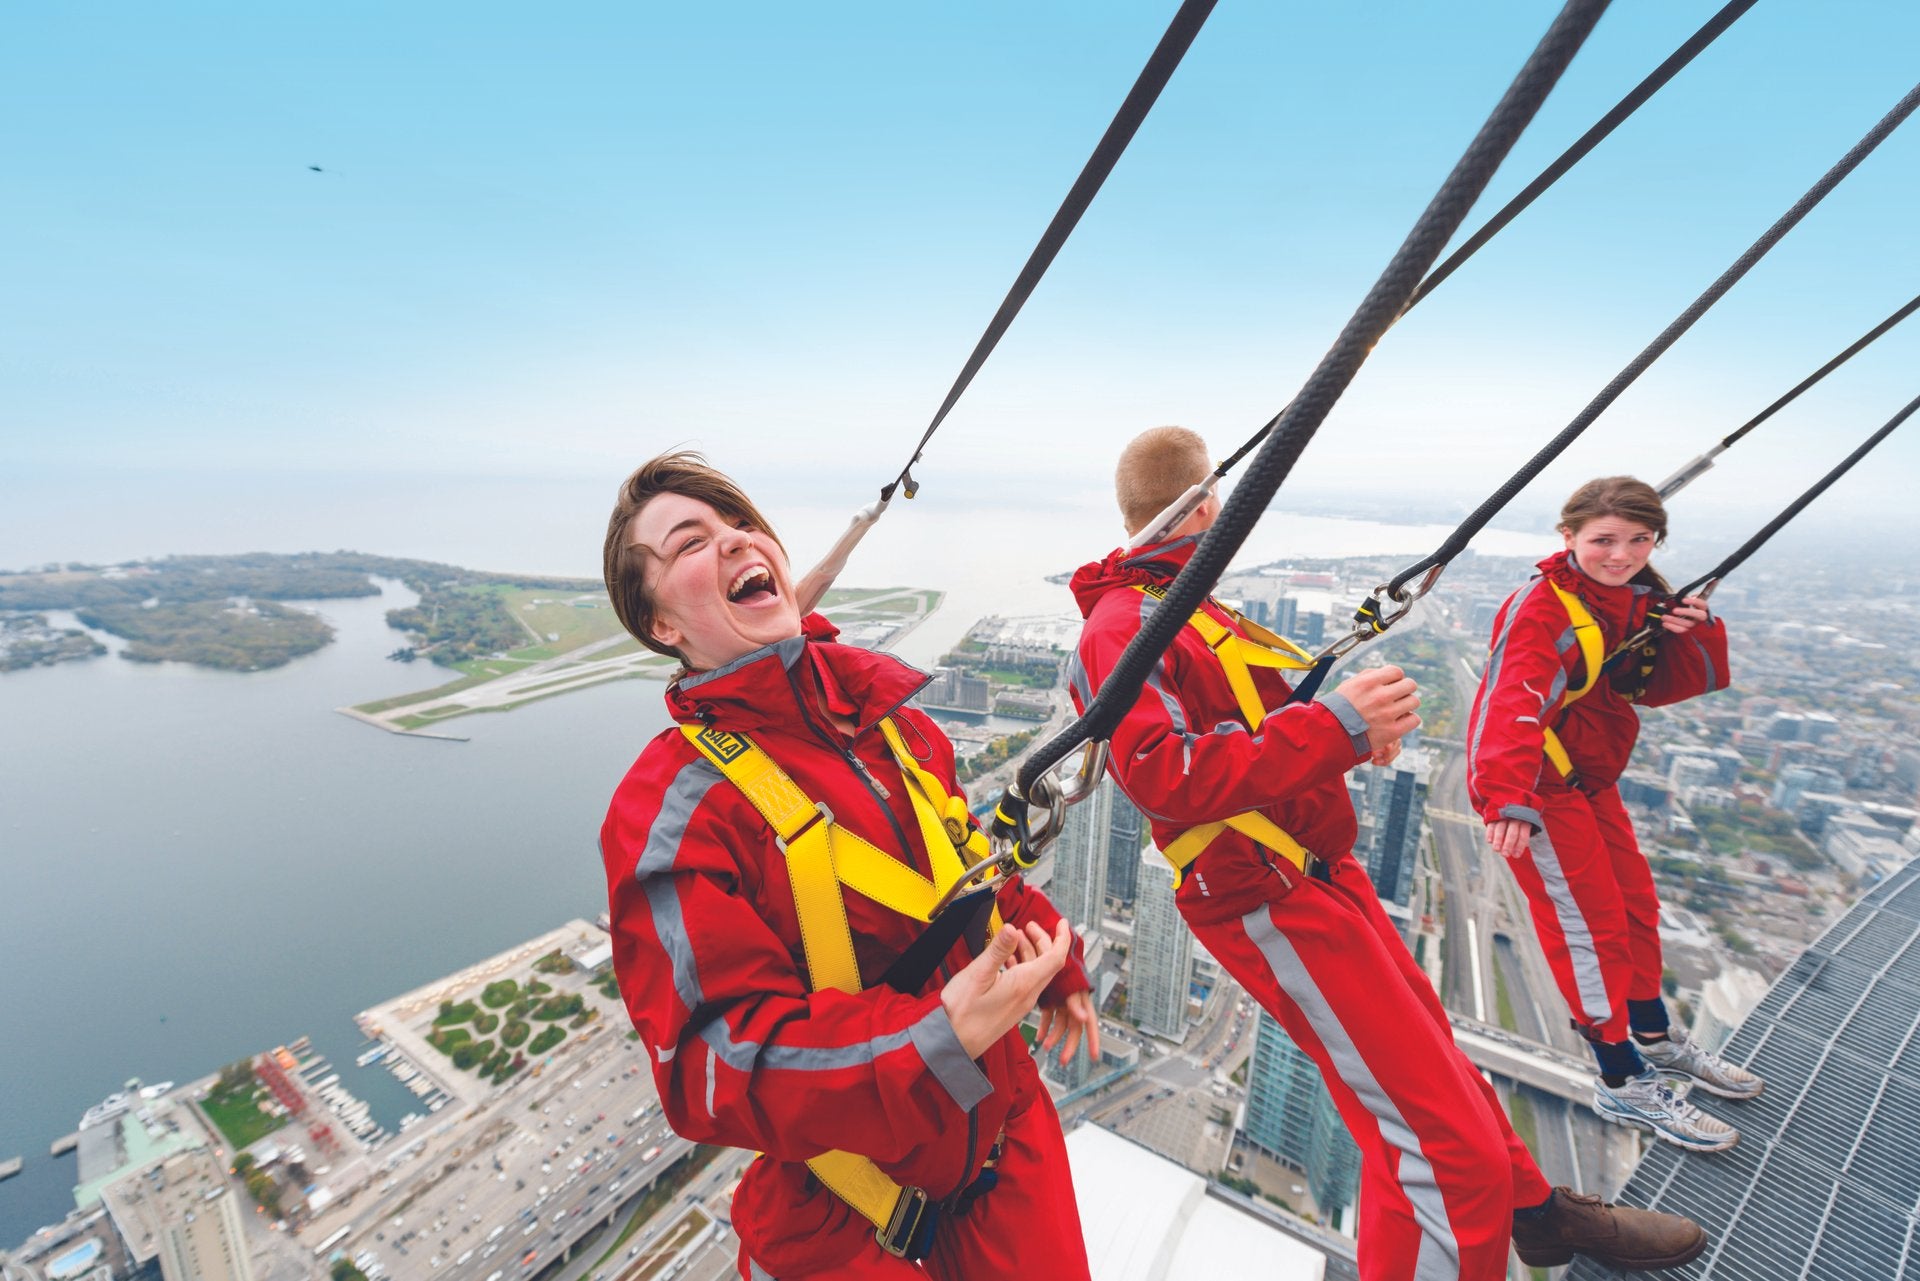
[1485,817,1534,860]
[1334,664,1422,754]
[941,920,1073,1059]
[1658,595,1711,635]
[1038,990,1101,1066]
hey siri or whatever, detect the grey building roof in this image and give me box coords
[1569,857,1920,1280]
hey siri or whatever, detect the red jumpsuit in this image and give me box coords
[1466,552,1729,1046]
[1071,539,1551,1281]
[601,617,1091,1280]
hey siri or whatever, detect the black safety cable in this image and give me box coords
[1380,79,1920,602]
[1658,289,1920,495]
[1209,0,1758,481]
[1011,0,1613,798]
[879,0,1217,503]
[1674,390,1920,598]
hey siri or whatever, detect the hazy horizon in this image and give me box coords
[7,3,1920,583]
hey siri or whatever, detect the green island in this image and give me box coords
[79,599,335,669]
[0,612,106,672]
[0,552,593,674]
[1,554,944,734]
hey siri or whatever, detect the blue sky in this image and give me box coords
[4,2,1918,571]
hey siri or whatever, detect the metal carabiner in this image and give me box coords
[1311,563,1447,664]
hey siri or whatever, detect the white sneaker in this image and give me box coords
[1594,1069,1739,1152]
[1635,1027,1764,1100]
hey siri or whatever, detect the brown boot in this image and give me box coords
[1512,1188,1707,1271]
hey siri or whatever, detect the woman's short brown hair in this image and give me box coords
[1560,476,1671,592]
[602,451,782,658]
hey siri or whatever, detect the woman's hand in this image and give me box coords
[1038,990,1101,1066]
[1485,817,1535,861]
[1369,738,1403,768]
[941,920,1072,1059]
[1659,595,1711,634]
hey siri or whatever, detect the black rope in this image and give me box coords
[879,0,1217,503]
[1719,291,1920,453]
[1385,79,1920,599]
[1211,0,1755,480]
[1678,391,1920,597]
[1014,0,1613,792]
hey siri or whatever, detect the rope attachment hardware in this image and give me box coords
[1322,564,1447,662]
[929,740,1110,921]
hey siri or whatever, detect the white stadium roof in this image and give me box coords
[1066,1124,1327,1281]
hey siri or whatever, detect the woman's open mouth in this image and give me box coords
[727,564,779,606]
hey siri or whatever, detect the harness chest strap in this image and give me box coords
[1539,581,1606,783]
[1135,584,1317,731]
[679,718,1000,1256]
[1130,586,1317,886]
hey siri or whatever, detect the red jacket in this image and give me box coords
[600,616,1087,1273]
[1068,538,1373,924]
[1466,551,1730,827]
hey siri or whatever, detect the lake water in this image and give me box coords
[0,510,1552,1245]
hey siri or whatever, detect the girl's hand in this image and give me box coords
[1659,596,1711,634]
[1485,817,1534,860]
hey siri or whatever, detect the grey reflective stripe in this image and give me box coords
[1468,579,1544,799]
[748,1261,777,1281]
[1142,665,1190,736]
[1240,908,1462,1280]
[1689,635,1721,691]
[696,1018,917,1077]
[639,758,727,877]
[1500,804,1543,829]
[1133,592,1198,773]
[907,1007,994,1111]
[1143,667,1195,774]
[1067,653,1091,706]
[1525,824,1614,1023]
[1317,690,1371,756]
[677,634,807,692]
[637,758,727,1012]
[705,1043,718,1117]
[645,882,703,1015]
[1544,665,1568,716]
[1548,625,1577,711]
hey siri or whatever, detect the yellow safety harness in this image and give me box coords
[679,716,1002,1258]
[1134,586,1321,887]
[1538,582,1664,786]
[1538,582,1605,784]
